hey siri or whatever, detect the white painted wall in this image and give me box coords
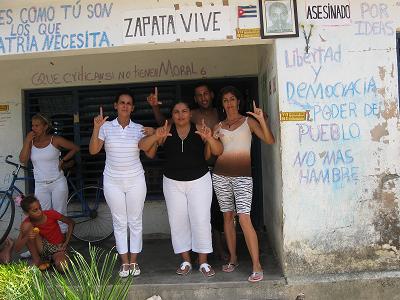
[258,43,284,270]
[276,0,400,275]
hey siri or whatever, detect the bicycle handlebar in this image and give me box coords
[5,155,28,170]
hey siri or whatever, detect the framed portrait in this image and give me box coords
[259,0,299,39]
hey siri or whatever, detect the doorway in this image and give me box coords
[23,77,264,227]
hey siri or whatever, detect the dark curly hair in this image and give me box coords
[217,85,245,119]
[20,194,40,213]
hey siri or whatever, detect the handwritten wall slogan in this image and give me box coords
[0,2,235,55]
[123,6,232,43]
[305,0,351,26]
[0,2,115,55]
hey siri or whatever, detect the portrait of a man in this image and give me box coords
[259,0,298,38]
[266,1,293,33]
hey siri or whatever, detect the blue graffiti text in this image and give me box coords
[286,77,376,101]
[299,166,359,184]
[297,123,360,143]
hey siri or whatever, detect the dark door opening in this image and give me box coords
[397,32,400,106]
[24,77,264,227]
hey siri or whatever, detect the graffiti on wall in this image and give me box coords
[288,75,379,186]
[0,1,258,55]
[354,2,394,36]
[283,1,394,186]
[30,60,208,86]
[123,6,232,43]
[0,2,114,54]
[305,0,351,26]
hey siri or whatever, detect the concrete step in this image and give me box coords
[129,279,286,300]
[128,271,400,300]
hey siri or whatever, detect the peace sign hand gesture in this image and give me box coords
[155,120,172,139]
[195,119,212,141]
[213,123,224,139]
[247,101,267,124]
[93,106,109,130]
[147,87,162,107]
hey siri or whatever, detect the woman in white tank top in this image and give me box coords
[212,86,275,283]
[19,113,79,233]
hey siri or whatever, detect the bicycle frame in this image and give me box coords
[0,161,33,218]
[66,174,100,219]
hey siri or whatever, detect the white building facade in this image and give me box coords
[0,0,399,277]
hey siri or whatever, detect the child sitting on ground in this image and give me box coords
[13,194,74,271]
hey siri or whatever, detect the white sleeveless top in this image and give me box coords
[213,118,252,177]
[31,136,64,182]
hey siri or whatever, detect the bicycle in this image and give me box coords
[66,169,113,243]
[0,155,32,245]
[0,155,113,245]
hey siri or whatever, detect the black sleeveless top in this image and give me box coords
[163,123,209,181]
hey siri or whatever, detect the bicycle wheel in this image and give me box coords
[0,192,15,245]
[67,186,113,243]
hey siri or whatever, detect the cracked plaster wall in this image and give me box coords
[276,0,400,276]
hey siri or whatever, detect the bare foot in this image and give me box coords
[0,238,14,263]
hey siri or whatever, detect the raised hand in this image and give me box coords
[195,119,212,141]
[155,120,172,139]
[142,127,155,136]
[147,87,162,107]
[93,106,109,129]
[247,100,266,124]
[213,123,224,139]
[25,131,36,143]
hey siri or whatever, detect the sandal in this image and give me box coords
[248,271,263,282]
[176,261,192,275]
[119,264,130,278]
[199,263,215,277]
[222,262,239,273]
[129,263,141,276]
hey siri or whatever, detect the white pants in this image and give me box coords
[35,176,68,233]
[163,172,213,254]
[103,174,147,254]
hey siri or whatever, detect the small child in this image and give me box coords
[14,195,75,271]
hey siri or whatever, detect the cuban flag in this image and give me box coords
[237,5,257,18]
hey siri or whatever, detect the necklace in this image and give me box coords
[226,116,243,128]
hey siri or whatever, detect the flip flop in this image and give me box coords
[199,263,215,278]
[248,271,263,283]
[176,261,192,276]
[222,262,239,273]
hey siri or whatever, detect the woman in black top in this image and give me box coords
[139,101,223,277]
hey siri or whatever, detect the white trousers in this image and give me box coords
[35,176,68,233]
[163,172,213,254]
[103,174,147,254]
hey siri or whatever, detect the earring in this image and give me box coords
[223,108,225,113]
[237,105,239,110]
